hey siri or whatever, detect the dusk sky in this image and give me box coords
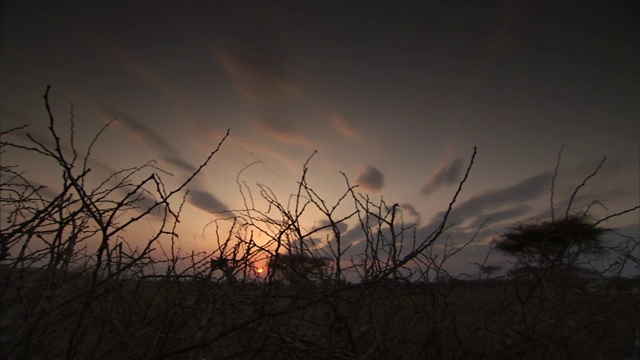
[2,1,638,276]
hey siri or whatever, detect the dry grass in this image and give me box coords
[2,269,638,359]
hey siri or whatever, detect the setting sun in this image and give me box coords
[1,2,639,358]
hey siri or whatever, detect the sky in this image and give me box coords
[1,1,639,278]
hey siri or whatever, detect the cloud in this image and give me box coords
[331,114,362,141]
[211,3,299,105]
[233,136,305,176]
[466,205,533,229]
[161,156,197,174]
[104,186,169,220]
[421,157,463,196]
[97,107,198,174]
[317,220,349,235]
[212,11,313,150]
[99,107,171,150]
[105,43,190,105]
[216,47,312,148]
[399,204,422,225]
[366,172,552,258]
[430,171,552,228]
[215,48,301,105]
[254,117,315,148]
[188,189,228,213]
[400,204,420,218]
[356,165,385,192]
[410,165,636,253]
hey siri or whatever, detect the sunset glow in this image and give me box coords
[1,3,638,357]
[1,1,638,278]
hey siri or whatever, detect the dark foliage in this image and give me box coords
[494,214,609,269]
[268,253,331,284]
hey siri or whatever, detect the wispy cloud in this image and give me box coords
[214,46,313,148]
[421,157,463,196]
[356,165,385,192]
[315,172,555,278]
[212,12,315,151]
[104,42,190,105]
[99,107,170,149]
[400,203,421,224]
[317,220,349,235]
[188,189,228,213]
[232,136,305,176]
[215,48,301,105]
[400,204,419,217]
[211,4,299,106]
[163,156,197,174]
[254,117,315,148]
[466,205,533,229]
[430,171,552,228]
[97,107,197,173]
[331,114,362,141]
[122,190,168,220]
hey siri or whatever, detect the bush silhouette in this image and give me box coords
[268,253,331,284]
[0,87,638,359]
[494,214,609,270]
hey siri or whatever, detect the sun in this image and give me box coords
[257,267,264,274]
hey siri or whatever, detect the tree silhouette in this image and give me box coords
[268,253,331,284]
[210,257,237,283]
[494,214,609,270]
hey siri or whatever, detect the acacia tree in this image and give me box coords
[494,214,609,270]
[495,148,639,278]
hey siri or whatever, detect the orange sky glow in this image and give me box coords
[1,1,638,279]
